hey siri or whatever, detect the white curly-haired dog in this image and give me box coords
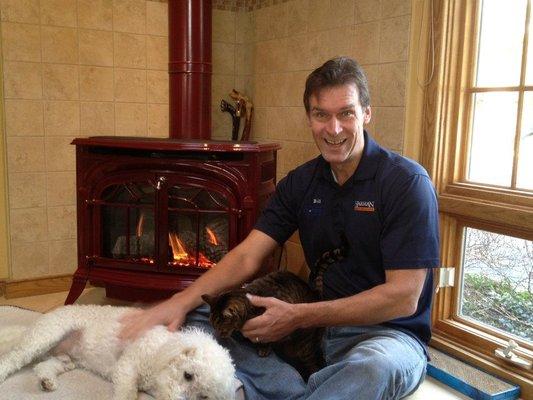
[0,305,236,400]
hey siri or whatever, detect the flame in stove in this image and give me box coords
[136,212,145,237]
[168,232,214,268]
[205,227,219,246]
[168,233,189,262]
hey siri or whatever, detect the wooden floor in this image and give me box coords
[0,289,469,400]
[0,287,133,312]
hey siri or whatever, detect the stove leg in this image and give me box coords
[64,275,87,305]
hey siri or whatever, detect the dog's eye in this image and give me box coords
[183,371,194,381]
[198,396,208,400]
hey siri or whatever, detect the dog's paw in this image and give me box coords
[40,377,58,391]
[57,355,75,371]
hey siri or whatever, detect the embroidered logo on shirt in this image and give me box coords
[354,200,375,212]
[307,199,324,216]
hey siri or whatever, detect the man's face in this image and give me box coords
[307,84,371,169]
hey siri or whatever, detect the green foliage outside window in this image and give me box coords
[462,273,533,342]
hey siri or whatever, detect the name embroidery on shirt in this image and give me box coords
[307,199,324,216]
[354,200,375,212]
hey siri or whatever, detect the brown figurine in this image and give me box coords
[229,89,254,141]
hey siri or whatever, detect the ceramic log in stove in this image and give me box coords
[65,137,279,303]
[64,1,281,303]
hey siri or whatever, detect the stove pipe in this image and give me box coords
[168,0,212,140]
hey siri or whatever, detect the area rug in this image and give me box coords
[0,305,154,400]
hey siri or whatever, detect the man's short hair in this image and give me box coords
[303,57,370,113]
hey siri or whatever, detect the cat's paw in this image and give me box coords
[40,377,58,391]
[257,344,271,357]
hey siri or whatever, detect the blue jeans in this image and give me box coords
[186,305,427,400]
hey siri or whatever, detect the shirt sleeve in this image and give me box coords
[380,173,440,269]
[254,172,300,245]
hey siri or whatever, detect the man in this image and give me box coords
[121,57,440,399]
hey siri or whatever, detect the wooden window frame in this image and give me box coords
[407,0,533,396]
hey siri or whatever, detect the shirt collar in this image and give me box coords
[321,130,382,185]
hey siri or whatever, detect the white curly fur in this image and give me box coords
[0,325,27,355]
[0,305,236,400]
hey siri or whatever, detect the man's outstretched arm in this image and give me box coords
[241,268,429,342]
[119,229,279,340]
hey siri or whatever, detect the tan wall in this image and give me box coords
[0,0,170,280]
[248,0,412,181]
[0,36,8,280]
[0,0,413,280]
[244,0,413,271]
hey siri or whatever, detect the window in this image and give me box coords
[411,0,533,395]
[459,228,532,343]
[467,1,532,190]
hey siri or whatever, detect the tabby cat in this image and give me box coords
[201,245,346,380]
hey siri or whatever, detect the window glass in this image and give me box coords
[475,0,527,87]
[467,92,518,187]
[459,227,533,343]
[101,183,155,262]
[526,14,533,85]
[168,185,229,268]
[517,92,533,190]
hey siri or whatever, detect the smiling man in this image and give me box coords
[120,57,440,400]
[306,78,370,185]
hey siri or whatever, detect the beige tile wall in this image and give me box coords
[243,0,412,271]
[248,0,412,182]
[212,8,238,140]
[1,0,169,279]
[1,0,412,279]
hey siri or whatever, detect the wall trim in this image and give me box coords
[4,275,75,299]
[212,0,292,12]
[0,17,10,281]
[404,0,431,163]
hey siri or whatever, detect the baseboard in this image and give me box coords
[4,275,74,299]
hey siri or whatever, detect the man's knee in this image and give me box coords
[346,350,397,383]
[342,347,425,399]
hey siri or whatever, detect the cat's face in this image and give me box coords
[201,292,250,338]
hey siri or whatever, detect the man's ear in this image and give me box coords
[363,106,372,124]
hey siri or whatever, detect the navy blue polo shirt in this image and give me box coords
[255,131,440,350]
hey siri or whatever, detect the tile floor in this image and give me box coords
[0,288,469,399]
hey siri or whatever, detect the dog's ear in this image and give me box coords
[201,294,216,307]
[182,347,197,358]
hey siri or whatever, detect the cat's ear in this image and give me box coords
[201,294,216,306]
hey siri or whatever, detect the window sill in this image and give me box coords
[431,325,533,399]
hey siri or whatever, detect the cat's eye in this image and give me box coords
[183,371,194,381]
[198,395,209,400]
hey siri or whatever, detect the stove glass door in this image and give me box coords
[167,185,229,269]
[101,181,156,264]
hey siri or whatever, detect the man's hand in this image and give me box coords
[118,300,186,341]
[241,295,300,343]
